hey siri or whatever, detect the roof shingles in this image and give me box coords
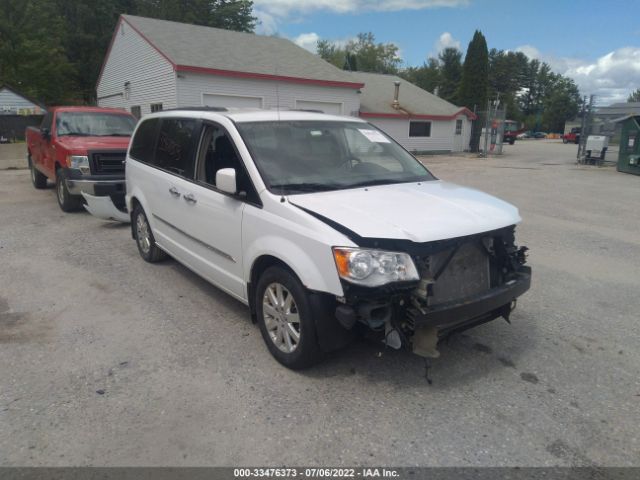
[121,15,363,88]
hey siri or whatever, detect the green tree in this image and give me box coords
[457,30,489,152]
[437,47,462,103]
[0,0,75,105]
[542,77,580,132]
[316,32,401,74]
[134,0,256,31]
[400,58,440,93]
[627,88,640,102]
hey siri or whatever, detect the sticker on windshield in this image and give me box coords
[358,129,390,143]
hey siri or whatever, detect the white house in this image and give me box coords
[97,15,471,152]
[97,15,363,120]
[0,85,45,115]
[349,71,475,153]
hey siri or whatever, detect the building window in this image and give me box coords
[409,121,431,137]
[455,119,463,135]
[131,106,141,119]
[150,103,163,113]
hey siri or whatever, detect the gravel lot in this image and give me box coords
[0,140,638,467]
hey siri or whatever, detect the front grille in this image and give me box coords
[90,151,126,175]
[425,242,490,305]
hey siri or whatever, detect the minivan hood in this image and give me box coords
[289,180,521,243]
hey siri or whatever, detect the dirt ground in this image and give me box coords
[0,139,638,466]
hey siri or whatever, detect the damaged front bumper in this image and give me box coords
[81,193,129,223]
[412,267,531,332]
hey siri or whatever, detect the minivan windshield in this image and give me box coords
[236,121,435,193]
[56,112,136,137]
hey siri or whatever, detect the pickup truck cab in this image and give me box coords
[26,106,136,213]
[562,127,581,144]
[126,108,531,369]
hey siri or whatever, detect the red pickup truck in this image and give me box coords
[562,127,581,144]
[26,106,136,212]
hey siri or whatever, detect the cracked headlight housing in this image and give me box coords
[332,247,419,287]
[68,155,90,175]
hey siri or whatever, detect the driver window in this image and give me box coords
[196,124,252,197]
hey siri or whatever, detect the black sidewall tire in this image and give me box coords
[29,156,47,189]
[55,169,82,212]
[255,266,322,369]
[132,204,167,263]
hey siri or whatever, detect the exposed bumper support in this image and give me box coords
[413,267,531,332]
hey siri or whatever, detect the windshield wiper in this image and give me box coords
[58,132,92,137]
[95,133,131,137]
[347,178,401,188]
[271,182,339,193]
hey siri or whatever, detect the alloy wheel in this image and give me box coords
[262,283,301,353]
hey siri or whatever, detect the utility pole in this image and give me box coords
[577,95,595,163]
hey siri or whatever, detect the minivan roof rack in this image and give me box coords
[163,106,228,112]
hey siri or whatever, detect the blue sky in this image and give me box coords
[252,0,640,103]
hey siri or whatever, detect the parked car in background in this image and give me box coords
[0,134,9,144]
[532,132,547,139]
[121,108,531,369]
[517,132,531,139]
[562,127,581,144]
[26,106,136,213]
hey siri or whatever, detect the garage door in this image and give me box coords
[202,93,262,109]
[295,100,343,115]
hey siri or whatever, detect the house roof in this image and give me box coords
[347,71,475,120]
[111,15,363,89]
[0,84,46,110]
[595,102,640,116]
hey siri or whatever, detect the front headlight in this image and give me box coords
[332,247,419,287]
[68,155,90,174]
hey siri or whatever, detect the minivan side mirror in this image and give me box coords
[216,168,237,195]
[41,127,50,140]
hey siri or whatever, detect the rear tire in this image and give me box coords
[55,169,82,212]
[29,155,47,189]
[132,204,167,263]
[255,266,322,369]
[563,138,568,144]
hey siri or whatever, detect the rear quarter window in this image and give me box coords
[130,118,160,164]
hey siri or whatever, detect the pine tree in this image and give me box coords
[457,30,489,152]
[627,88,640,103]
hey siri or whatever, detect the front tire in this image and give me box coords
[29,155,47,189]
[132,204,167,263]
[55,169,82,212]
[255,266,322,369]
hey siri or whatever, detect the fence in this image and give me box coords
[0,114,44,142]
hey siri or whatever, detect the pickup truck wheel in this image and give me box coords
[255,266,322,369]
[563,138,568,144]
[55,169,82,212]
[132,204,167,263]
[29,155,47,189]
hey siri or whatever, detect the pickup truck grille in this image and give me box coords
[90,151,126,175]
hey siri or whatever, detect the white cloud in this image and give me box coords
[434,32,460,54]
[293,32,321,52]
[516,45,640,104]
[254,0,468,33]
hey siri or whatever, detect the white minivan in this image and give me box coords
[125,108,531,369]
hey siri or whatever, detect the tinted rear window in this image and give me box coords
[154,118,200,178]
[130,118,160,164]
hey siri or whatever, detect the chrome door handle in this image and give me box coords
[169,187,180,197]
[183,193,197,204]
